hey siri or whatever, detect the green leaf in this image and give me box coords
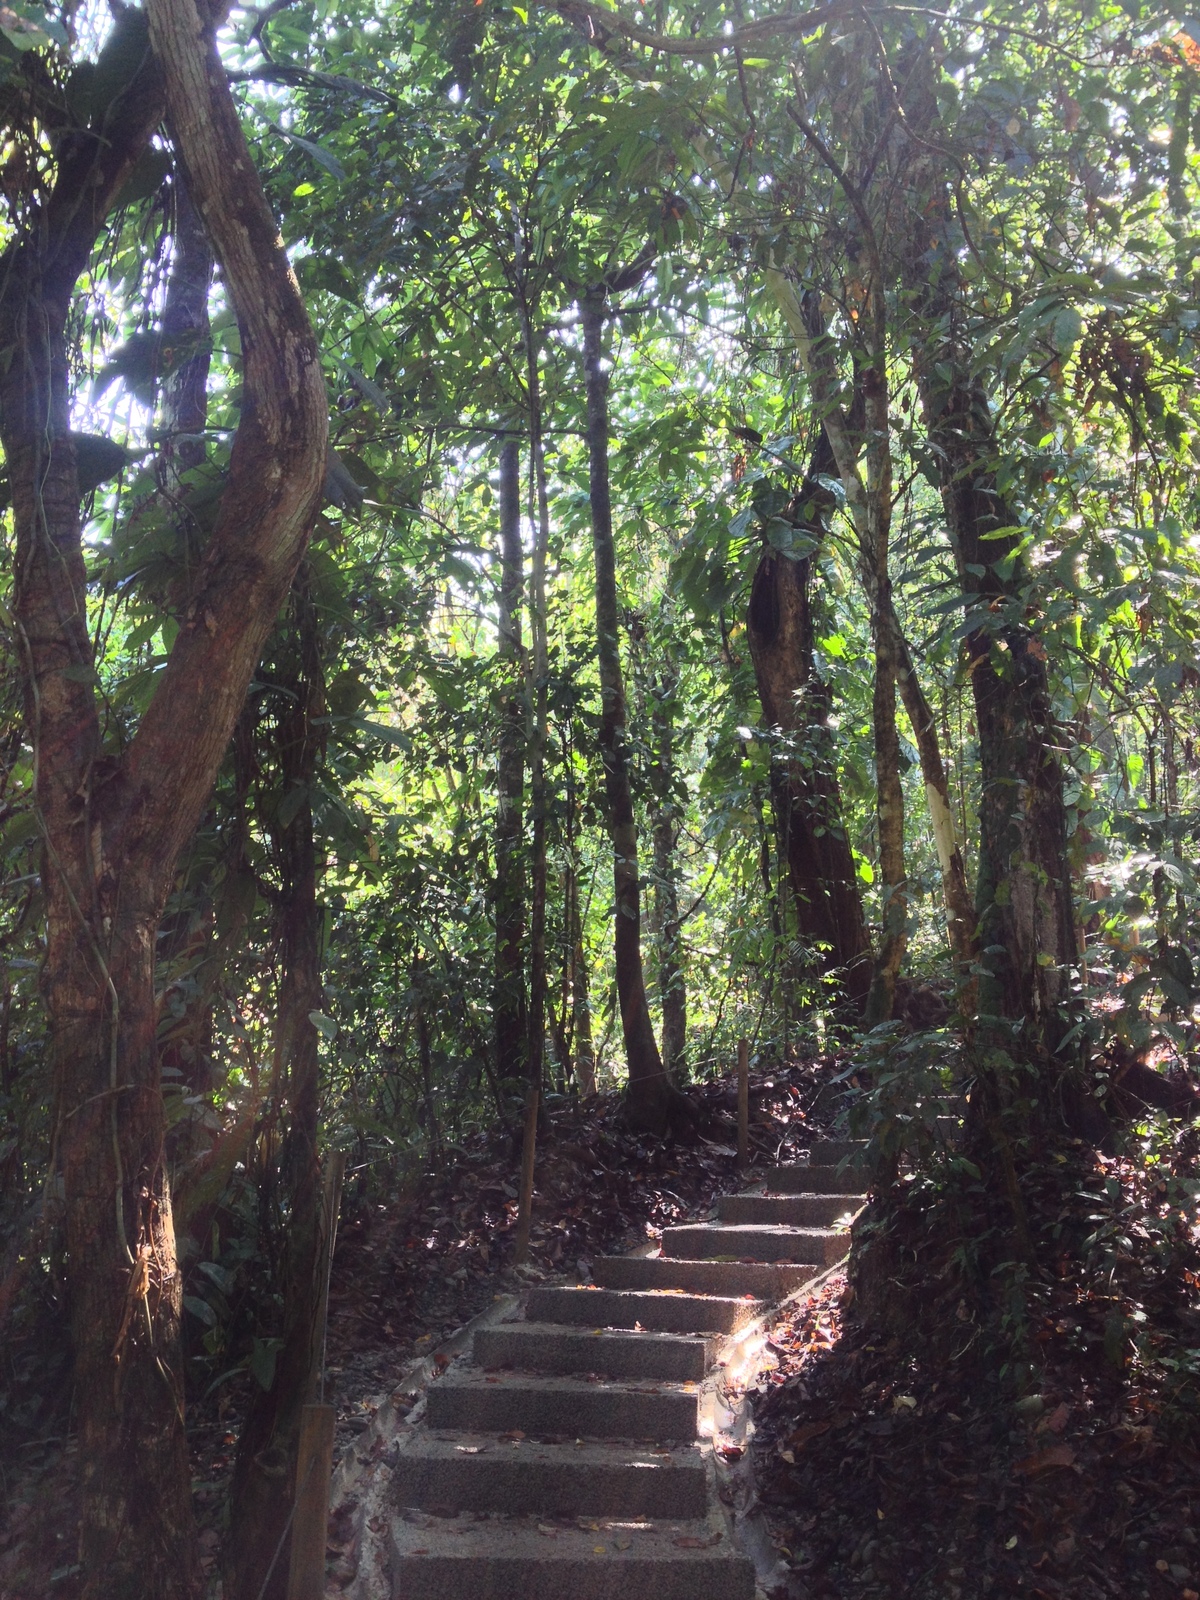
[249,1337,283,1391]
[114,147,172,210]
[183,1295,216,1328]
[308,1010,339,1041]
[0,1,67,51]
[271,124,347,181]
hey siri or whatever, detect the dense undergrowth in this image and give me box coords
[748,1121,1200,1599]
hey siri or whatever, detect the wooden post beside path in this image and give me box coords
[737,1037,749,1169]
[513,1082,540,1265]
[285,1149,346,1600]
[286,1402,336,1600]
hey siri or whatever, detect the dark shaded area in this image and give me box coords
[748,1135,1200,1600]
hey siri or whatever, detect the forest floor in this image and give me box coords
[745,1179,1200,1600]
[2,1051,1198,1599]
[0,1050,843,1596]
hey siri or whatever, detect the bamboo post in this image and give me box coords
[737,1037,749,1169]
[312,1149,346,1401]
[513,1082,539,1264]
[286,1402,336,1600]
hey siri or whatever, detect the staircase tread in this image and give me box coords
[535,1285,766,1307]
[499,1322,712,1344]
[390,1510,749,1560]
[400,1431,706,1465]
[438,1366,702,1395]
[665,1222,838,1237]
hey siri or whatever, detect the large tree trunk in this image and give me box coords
[899,65,1080,1117]
[917,350,1077,1054]
[746,438,871,1007]
[224,578,328,1600]
[0,0,327,1588]
[493,440,527,1088]
[581,290,682,1134]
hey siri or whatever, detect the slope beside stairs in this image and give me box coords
[384,1138,867,1598]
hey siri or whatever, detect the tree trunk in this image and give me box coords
[745,436,871,1006]
[224,577,328,1600]
[581,290,682,1134]
[649,657,687,1079]
[864,587,906,1026]
[904,215,1077,1078]
[156,167,218,1134]
[158,171,213,487]
[567,855,597,1094]
[887,609,977,984]
[493,440,526,1088]
[0,0,327,1586]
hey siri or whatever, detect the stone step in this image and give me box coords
[426,1368,700,1442]
[767,1162,868,1195]
[661,1223,843,1266]
[717,1192,863,1228]
[476,1323,713,1383]
[527,1285,763,1335]
[593,1254,817,1302]
[388,1512,755,1599]
[807,1138,869,1165]
[392,1433,708,1519]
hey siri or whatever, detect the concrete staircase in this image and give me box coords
[386,1138,866,1598]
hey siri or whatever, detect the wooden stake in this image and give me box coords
[312,1149,346,1400]
[737,1037,749,1169]
[286,1402,335,1600]
[513,1081,540,1264]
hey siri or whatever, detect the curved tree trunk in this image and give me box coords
[0,0,327,1587]
[746,434,872,1007]
[581,290,681,1134]
[493,440,527,1088]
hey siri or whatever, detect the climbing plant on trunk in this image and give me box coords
[745,430,872,1007]
[0,0,328,1586]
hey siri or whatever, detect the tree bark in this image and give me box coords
[0,0,327,1587]
[649,655,687,1079]
[224,577,328,1600]
[746,436,871,1006]
[581,290,682,1133]
[898,61,1080,1112]
[562,745,597,1094]
[887,607,977,985]
[158,170,214,487]
[493,440,526,1088]
[864,576,907,1026]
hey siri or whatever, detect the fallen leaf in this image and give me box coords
[1014,1444,1075,1476]
[1044,1403,1070,1435]
[782,1420,832,1453]
[674,1532,722,1548]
